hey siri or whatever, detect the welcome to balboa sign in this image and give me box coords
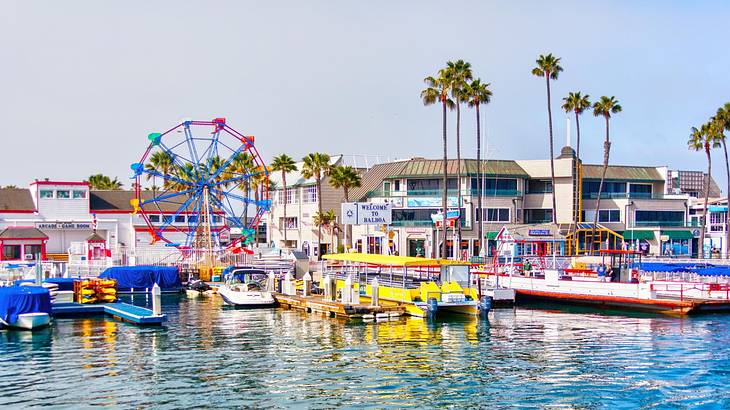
[341,202,392,225]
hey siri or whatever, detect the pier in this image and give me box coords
[274,293,405,319]
[51,302,167,325]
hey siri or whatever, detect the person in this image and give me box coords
[597,264,607,282]
[606,265,614,282]
[523,259,532,277]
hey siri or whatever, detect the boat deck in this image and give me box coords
[51,302,167,325]
[274,293,405,319]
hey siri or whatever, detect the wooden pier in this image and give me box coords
[51,302,167,325]
[274,293,405,319]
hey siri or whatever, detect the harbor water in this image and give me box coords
[2,296,730,409]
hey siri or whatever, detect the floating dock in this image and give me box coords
[51,302,167,325]
[274,293,405,319]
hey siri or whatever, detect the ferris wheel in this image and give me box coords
[130,118,270,253]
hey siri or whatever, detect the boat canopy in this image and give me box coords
[323,253,469,267]
[99,266,181,290]
[0,286,51,324]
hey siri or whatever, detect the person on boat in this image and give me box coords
[523,259,532,277]
[597,264,607,282]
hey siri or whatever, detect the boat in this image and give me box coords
[322,253,489,318]
[185,280,215,298]
[0,286,52,330]
[217,268,276,308]
[475,249,730,315]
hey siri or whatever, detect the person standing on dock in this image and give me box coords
[597,264,607,282]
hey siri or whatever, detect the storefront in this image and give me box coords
[0,227,48,261]
[659,230,694,257]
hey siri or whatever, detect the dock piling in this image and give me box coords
[302,272,312,297]
[371,277,379,307]
[152,283,161,316]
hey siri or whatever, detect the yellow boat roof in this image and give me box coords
[322,253,469,266]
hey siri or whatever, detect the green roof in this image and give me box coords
[621,230,655,240]
[582,165,663,181]
[392,159,528,178]
[662,230,693,240]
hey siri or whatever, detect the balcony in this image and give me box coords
[582,192,664,200]
[367,189,521,198]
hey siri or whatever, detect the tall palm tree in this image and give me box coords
[590,96,622,252]
[532,53,563,223]
[446,60,473,251]
[464,78,493,257]
[270,154,298,246]
[87,174,123,190]
[562,92,591,223]
[715,103,730,257]
[228,152,255,224]
[301,153,332,259]
[688,123,721,259]
[422,67,455,259]
[329,165,362,249]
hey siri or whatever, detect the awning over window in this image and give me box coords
[621,230,655,241]
[485,231,498,240]
[661,230,693,240]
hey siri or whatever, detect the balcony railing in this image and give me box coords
[582,192,664,200]
[633,220,698,227]
[367,189,521,198]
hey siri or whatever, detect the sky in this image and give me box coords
[2,1,730,189]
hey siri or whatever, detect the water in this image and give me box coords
[2,296,730,409]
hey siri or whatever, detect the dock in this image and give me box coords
[274,293,405,319]
[51,302,167,325]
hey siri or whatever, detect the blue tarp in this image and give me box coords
[641,262,730,277]
[0,286,52,324]
[99,266,181,290]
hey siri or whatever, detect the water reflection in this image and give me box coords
[0,296,729,408]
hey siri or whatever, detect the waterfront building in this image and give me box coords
[268,146,721,259]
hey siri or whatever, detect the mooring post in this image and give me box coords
[342,274,352,304]
[371,277,379,307]
[322,275,332,301]
[302,272,312,297]
[152,283,162,316]
[284,272,294,296]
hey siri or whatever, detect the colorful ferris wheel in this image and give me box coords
[130,118,270,253]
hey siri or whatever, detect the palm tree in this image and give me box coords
[464,78,493,257]
[532,53,563,223]
[301,153,332,259]
[145,151,173,191]
[3,185,18,189]
[688,123,721,259]
[446,60,473,251]
[329,165,362,249]
[562,92,591,223]
[271,154,298,246]
[312,209,338,255]
[715,103,730,257]
[590,96,622,252]
[87,174,123,190]
[228,152,255,224]
[422,67,455,259]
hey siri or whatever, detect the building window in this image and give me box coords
[392,208,466,226]
[188,215,198,223]
[476,208,510,222]
[39,190,54,199]
[394,180,401,191]
[24,245,42,258]
[629,184,652,199]
[598,209,620,222]
[280,217,298,229]
[278,190,286,205]
[56,190,70,199]
[582,181,627,199]
[526,179,553,194]
[383,182,391,195]
[304,186,317,203]
[407,178,458,193]
[471,178,518,194]
[2,245,21,260]
[524,209,553,223]
[286,188,295,204]
[213,215,222,223]
[149,215,161,223]
[175,215,186,223]
[72,190,87,199]
[634,210,685,226]
[163,215,174,224]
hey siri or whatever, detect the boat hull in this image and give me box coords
[218,286,276,308]
[9,312,51,330]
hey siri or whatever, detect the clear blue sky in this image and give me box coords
[2,1,729,189]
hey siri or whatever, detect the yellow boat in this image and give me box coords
[322,253,486,318]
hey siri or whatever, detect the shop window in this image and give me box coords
[175,215,186,223]
[149,215,161,223]
[2,245,21,260]
[24,245,42,259]
[73,190,87,199]
[39,190,54,199]
[56,190,70,199]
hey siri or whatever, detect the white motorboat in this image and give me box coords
[218,268,275,308]
[5,312,51,330]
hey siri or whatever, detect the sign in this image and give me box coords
[692,229,701,238]
[660,234,670,242]
[407,197,459,208]
[341,202,392,225]
[528,229,551,236]
[430,209,460,223]
[37,222,93,230]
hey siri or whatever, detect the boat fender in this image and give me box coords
[427,298,438,317]
[479,296,493,315]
